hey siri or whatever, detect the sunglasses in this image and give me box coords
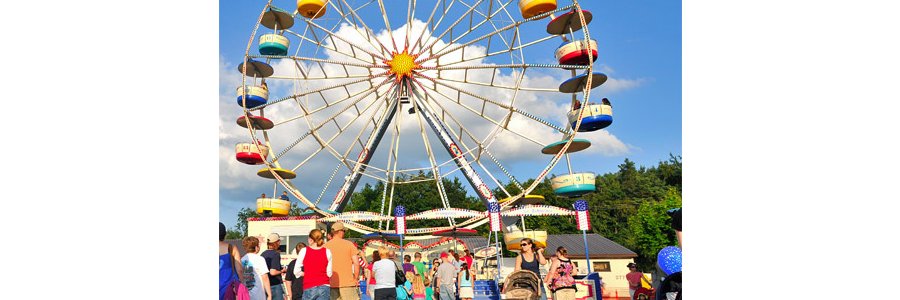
[520,243,529,246]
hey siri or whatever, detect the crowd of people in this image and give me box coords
[221,222,588,300]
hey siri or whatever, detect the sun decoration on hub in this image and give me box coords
[385,48,420,82]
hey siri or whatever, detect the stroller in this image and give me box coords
[502,270,542,300]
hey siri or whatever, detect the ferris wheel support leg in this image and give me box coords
[327,96,401,212]
[408,86,502,210]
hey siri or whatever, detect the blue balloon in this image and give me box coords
[657,246,682,275]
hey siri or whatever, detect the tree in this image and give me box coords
[233,207,259,236]
[625,188,681,270]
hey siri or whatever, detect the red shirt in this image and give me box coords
[303,247,331,289]
[367,263,376,284]
[463,256,473,269]
[625,271,642,291]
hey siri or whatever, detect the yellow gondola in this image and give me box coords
[297,0,328,19]
[518,0,557,19]
[257,197,291,216]
[504,229,548,251]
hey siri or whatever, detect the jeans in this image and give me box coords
[438,285,456,300]
[272,284,286,300]
[305,285,332,300]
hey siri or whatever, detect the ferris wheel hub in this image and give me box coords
[385,48,421,82]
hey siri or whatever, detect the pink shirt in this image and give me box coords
[625,272,642,291]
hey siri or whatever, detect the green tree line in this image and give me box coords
[227,154,681,270]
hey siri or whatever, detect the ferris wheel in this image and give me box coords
[233,0,613,240]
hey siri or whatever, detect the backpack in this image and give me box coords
[224,245,252,300]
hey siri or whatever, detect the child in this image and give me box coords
[412,273,427,300]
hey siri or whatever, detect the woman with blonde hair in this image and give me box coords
[372,247,397,300]
[294,229,333,300]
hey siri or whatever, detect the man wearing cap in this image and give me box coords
[325,222,361,300]
[262,233,289,300]
[434,252,458,300]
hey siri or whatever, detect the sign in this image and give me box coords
[574,200,590,231]
[395,205,406,234]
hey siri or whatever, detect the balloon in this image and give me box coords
[657,246,682,275]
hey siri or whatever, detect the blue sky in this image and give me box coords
[218,0,681,229]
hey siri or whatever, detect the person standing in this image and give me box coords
[545,247,576,300]
[325,222,362,300]
[402,255,415,274]
[220,222,244,300]
[411,274,426,300]
[626,263,643,300]
[397,272,413,300]
[434,252,458,300]
[428,258,441,300]
[295,229,333,300]
[457,263,474,300]
[367,250,381,299]
[461,250,474,272]
[411,253,427,281]
[285,243,307,300]
[242,236,272,300]
[371,247,397,300]
[514,238,548,300]
[262,233,288,300]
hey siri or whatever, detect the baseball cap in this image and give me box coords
[332,222,346,232]
[267,233,281,243]
[440,252,449,259]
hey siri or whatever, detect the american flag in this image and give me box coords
[574,200,590,231]
[395,205,406,234]
[488,201,502,232]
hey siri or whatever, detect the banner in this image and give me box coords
[489,201,502,232]
[395,205,406,234]
[574,200,590,231]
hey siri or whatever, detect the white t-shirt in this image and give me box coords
[372,259,397,290]
[242,253,270,300]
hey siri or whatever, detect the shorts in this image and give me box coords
[332,286,362,300]
[552,288,576,300]
[458,287,474,299]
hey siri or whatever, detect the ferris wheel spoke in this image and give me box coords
[326,87,402,212]
[411,77,549,147]
[431,75,559,93]
[427,63,588,71]
[409,82,503,209]
[408,0,452,55]
[270,78,395,162]
[248,54,379,69]
[419,3,575,63]
[407,81,456,225]
[283,84,390,173]
[335,0,394,58]
[411,79,524,197]
[283,28,378,65]
[329,0,391,59]
[375,0,400,53]
[422,74,569,133]
[304,20,390,61]
[253,70,389,111]
[434,34,557,68]
[416,0,513,59]
[414,0,485,58]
